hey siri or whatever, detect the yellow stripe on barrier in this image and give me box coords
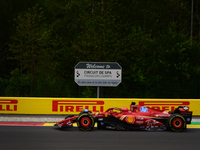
[187,125,200,128]
[0,97,200,115]
[43,123,55,126]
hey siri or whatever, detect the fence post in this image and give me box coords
[157,80,159,98]
[195,79,197,99]
[3,78,5,96]
[118,85,120,98]
[79,86,81,98]
[41,78,43,97]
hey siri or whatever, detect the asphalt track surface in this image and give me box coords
[0,126,200,150]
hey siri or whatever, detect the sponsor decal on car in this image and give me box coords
[66,120,72,126]
[136,117,144,120]
[155,114,170,117]
[98,118,103,121]
[145,120,159,126]
[136,121,144,125]
[126,116,135,124]
[140,106,148,112]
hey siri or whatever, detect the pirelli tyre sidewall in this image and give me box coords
[77,113,95,131]
[168,114,186,132]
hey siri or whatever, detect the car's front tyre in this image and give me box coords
[77,113,95,131]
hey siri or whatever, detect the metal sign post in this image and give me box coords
[97,86,99,98]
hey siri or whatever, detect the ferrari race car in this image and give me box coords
[54,102,193,132]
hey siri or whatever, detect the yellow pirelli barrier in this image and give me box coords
[0,97,200,115]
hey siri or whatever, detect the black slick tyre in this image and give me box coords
[77,113,94,131]
[167,114,186,132]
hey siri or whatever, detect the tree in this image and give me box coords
[154,23,200,98]
[0,0,40,78]
[9,4,57,95]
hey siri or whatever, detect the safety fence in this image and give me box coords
[0,78,200,99]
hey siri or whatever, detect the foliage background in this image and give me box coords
[1,0,200,98]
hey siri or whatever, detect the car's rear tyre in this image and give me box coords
[77,113,94,131]
[167,114,186,132]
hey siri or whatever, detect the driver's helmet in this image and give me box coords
[121,107,128,112]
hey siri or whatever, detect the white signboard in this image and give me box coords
[75,62,122,86]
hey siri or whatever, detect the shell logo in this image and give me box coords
[126,116,135,123]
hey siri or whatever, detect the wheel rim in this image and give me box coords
[80,117,91,128]
[172,118,183,129]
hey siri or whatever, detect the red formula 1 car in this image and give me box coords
[54,102,193,132]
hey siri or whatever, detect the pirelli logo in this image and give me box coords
[52,100,104,112]
[0,100,18,111]
[139,101,190,111]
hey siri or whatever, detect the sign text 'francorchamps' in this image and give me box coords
[75,62,122,86]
